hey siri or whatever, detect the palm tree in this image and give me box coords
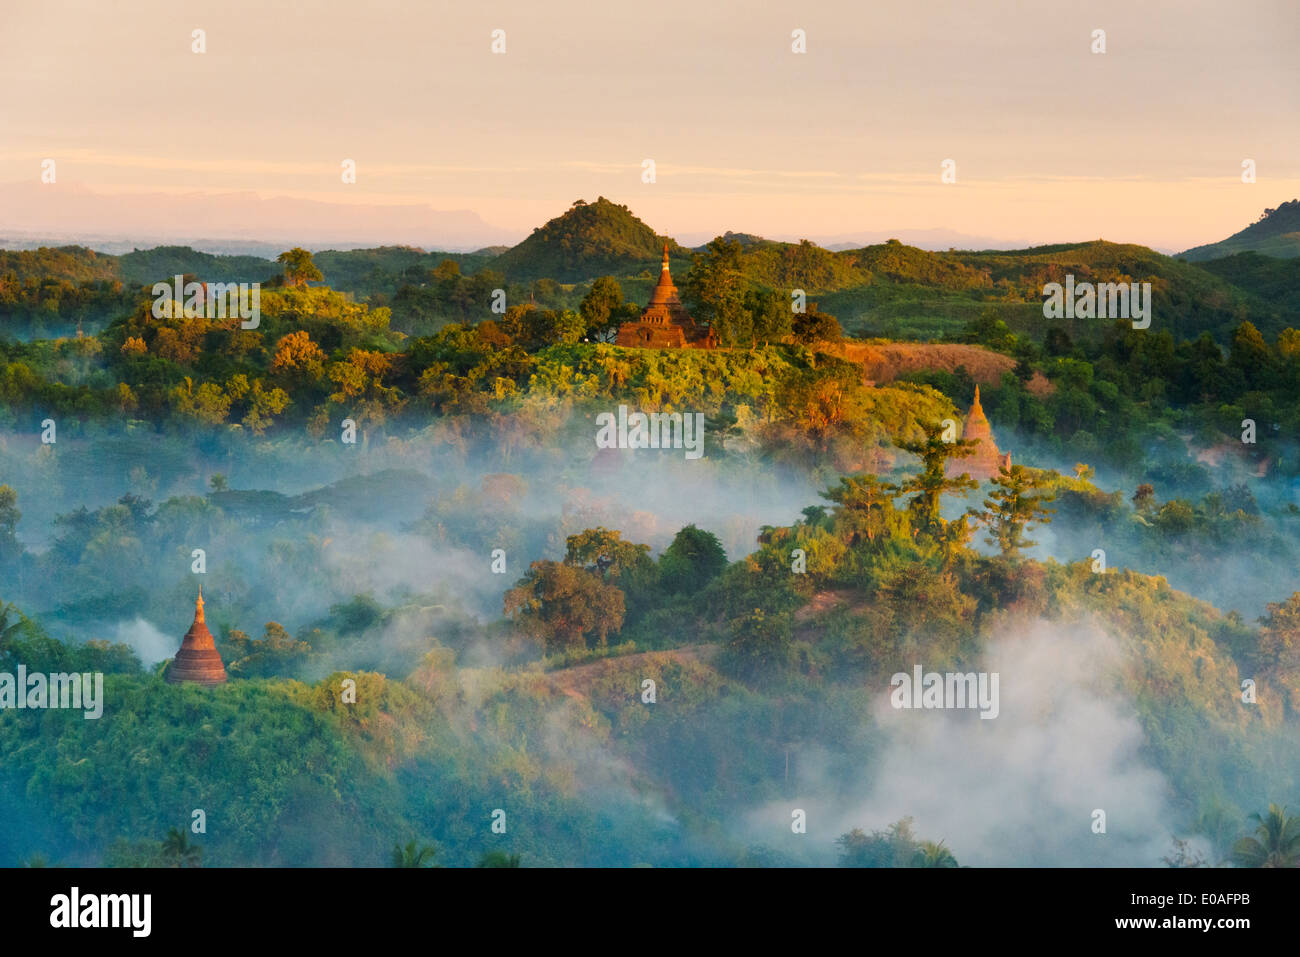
[911,840,959,868]
[160,827,203,868]
[0,601,28,646]
[392,840,438,868]
[1232,804,1300,868]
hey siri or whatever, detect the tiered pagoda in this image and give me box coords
[951,385,1011,480]
[165,587,228,686]
[615,245,716,349]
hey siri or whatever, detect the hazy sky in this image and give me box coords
[2,0,1297,250]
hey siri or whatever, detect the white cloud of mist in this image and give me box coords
[747,620,1182,866]
[110,617,175,667]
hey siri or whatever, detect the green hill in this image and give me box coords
[312,246,501,298]
[0,245,121,284]
[489,197,688,282]
[818,238,1282,344]
[1178,199,1300,261]
[118,245,279,285]
[1191,251,1300,330]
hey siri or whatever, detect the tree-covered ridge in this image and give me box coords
[488,197,690,283]
[1179,199,1300,261]
[7,198,1300,345]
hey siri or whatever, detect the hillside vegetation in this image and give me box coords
[1180,200,1300,261]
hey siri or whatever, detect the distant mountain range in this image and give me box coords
[0,181,518,252]
[1177,200,1300,261]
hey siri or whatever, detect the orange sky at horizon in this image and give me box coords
[2,0,1296,251]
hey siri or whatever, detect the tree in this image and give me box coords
[723,608,794,679]
[271,330,328,381]
[895,423,978,536]
[658,525,728,594]
[0,485,20,565]
[160,827,202,868]
[821,474,898,545]
[476,850,521,867]
[579,276,627,342]
[683,238,748,346]
[743,287,792,346]
[1132,483,1156,513]
[980,464,1057,559]
[277,248,324,288]
[224,622,311,678]
[1229,321,1274,390]
[1231,805,1300,868]
[911,840,960,868]
[392,840,439,868]
[0,601,31,647]
[522,307,585,349]
[564,527,652,581]
[503,560,626,652]
[208,474,229,493]
[791,304,841,344]
[838,818,928,867]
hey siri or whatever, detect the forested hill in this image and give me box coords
[487,197,690,282]
[1179,199,1300,261]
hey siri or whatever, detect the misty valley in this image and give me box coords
[1,200,1299,870]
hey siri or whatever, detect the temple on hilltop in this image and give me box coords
[615,245,716,349]
[950,385,1012,481]
[165,587,228,686]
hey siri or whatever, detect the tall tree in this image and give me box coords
[504,560,626,652]
[979,464,1057,559]
[579,276,628,342]
[743,287,793,346]
[683,237,748,346]
[895,423,977,536]
[277,247,324,288]
[658,525,728,594]
[1231,804,1300,868]
[821,474,898,545]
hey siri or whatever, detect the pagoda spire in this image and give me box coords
[166,586,227,686]
[971,384,983,416]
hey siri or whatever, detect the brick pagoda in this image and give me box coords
[615,245,716,349]
[165,587,229,686]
